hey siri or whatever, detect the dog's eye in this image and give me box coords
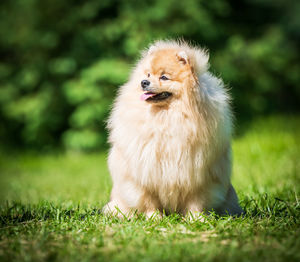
[160,75,169,81]
[147,73,150,77]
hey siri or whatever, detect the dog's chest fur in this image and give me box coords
[125,106,209,207]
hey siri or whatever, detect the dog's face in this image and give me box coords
[140,49,196,104]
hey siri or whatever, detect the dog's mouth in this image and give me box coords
[140,92,172,102]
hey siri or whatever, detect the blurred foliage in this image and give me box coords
[0,0,299,151]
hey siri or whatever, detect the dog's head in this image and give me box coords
[139,41,209,105]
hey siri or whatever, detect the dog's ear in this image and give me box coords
[176,51,188,65]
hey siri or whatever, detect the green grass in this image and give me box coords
[0,115,299,262]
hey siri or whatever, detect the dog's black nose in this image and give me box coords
[141,80,150,90]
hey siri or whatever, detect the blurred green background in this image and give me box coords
[0,0,299,151]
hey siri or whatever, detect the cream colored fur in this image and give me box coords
[103,40,243,218]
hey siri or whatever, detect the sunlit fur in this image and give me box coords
[103,40,243,217]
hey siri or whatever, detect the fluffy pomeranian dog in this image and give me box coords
[103,40,243,218]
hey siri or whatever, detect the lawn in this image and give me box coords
[0,116,299,262]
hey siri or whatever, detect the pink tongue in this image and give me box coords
[140,92,156,101]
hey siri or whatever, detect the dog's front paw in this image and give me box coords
[102,201,133,219]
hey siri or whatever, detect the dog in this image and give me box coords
[103,40,243,218]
